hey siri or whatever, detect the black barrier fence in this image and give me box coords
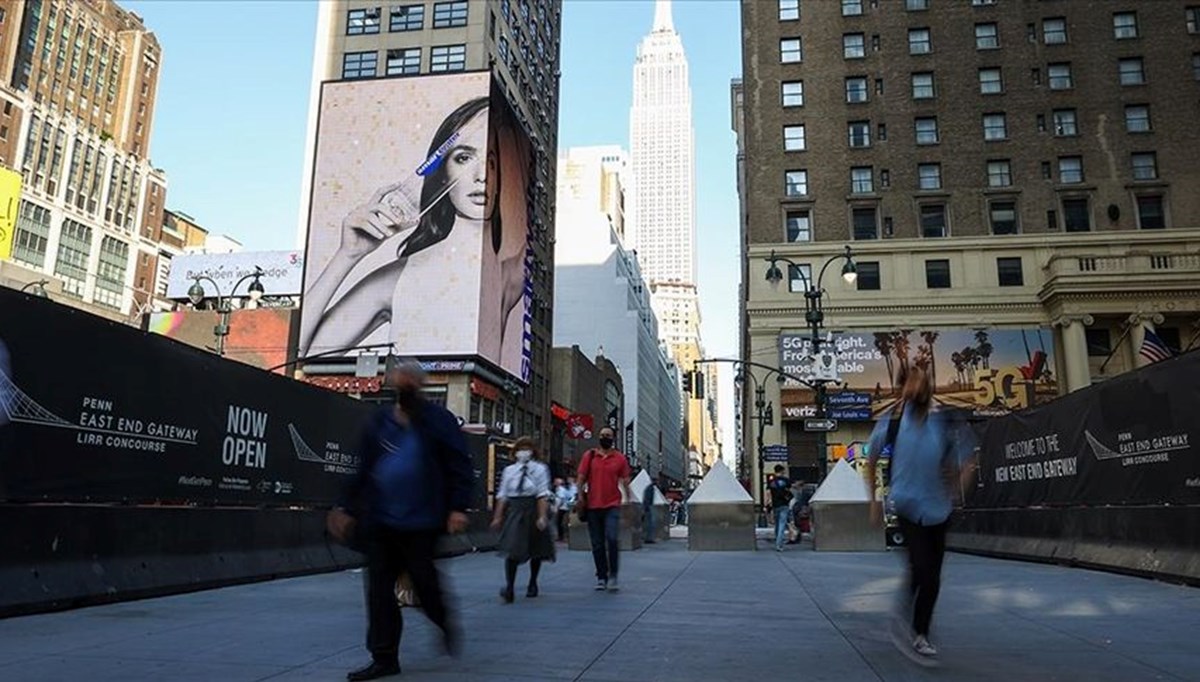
[0,287,376,506]
[965,350,1200,510]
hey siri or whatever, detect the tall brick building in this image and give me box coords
[0,0,177,321]
[736,0,1200,498]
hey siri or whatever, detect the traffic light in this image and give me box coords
[693,370,705,399]
[682,371,693,395]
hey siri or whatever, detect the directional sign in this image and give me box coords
[829,408,872,421]
[804,418,839,433]
[827,391,871,407]
[762,444,790,462]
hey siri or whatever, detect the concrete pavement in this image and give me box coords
[0,535,1197,681]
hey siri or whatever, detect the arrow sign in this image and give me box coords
[804,418,839,432]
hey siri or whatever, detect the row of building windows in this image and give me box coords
[346,3,468,35]
[781,193,1166,250]
[781,0,1200,39]
[11,199,130,310]
[341,45,466,79]
[785,255,1022,294]
[781,106,1156,154]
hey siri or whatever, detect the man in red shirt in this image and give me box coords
[577,426,633,592]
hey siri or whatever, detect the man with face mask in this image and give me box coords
[866,367,977,666]
[330,359,475,681]
[577,427,633,592]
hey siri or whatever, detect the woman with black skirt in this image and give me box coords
[490,436,556,603]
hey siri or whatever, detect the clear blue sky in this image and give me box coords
[126,0,742,460]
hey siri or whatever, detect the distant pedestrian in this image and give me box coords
[328,360,474,682]
[768,465,793,552]
[577,426,633,591]
[554,476,577,541]
[641,479,657,544]
[866,367,976,665]
[491,437,555,602]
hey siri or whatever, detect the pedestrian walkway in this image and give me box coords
[0,539,1196,681]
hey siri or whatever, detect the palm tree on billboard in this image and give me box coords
[874,332,896,393]
[974,330,994,369]
[920,330,940,388]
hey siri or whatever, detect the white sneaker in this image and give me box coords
[913,635,938,657]
[606,576,619,592]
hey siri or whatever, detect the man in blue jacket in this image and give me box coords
[331,359,475,681]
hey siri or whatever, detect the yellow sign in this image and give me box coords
[0,167,22,261]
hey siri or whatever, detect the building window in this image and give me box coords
[54,218,92,297]
[430,44,467,72]
[1085,328,1111,356]
[975,23,999,49]
[1048,62,1072,89]
[909,28,931,54]
[347,7,381,35]
[851,167,874,194]
[1113,12,1138,39]
[1119,57,1145,86]
[845,76,868,103]
[911,72,935,99]
[432,1,468,28]
[920,204,947,237]
[1189,6,1200,34]
[990,201,1018,235]
[983,112,1007,141]
[914,117,939,145]
[386,48,421,76]
[782,80,804,107]
[342,51,378,79]
[784,125,806,151]
[856,262,881,290]
[852,206,878,239]
[788,264,813,293]
[1043,17,1067,44]
[842,0,863,16]
[1052,109,1077,136]
[779,0,800,21]
[917,163,942,190]
[997,257,1024,286]
[848,120,871,148]
[925,259,951,289]
[94,236,129,310]
[781,38,803,63]
[987,159,1012,187]
[844,33,866,59]
[1131,152,1158,180]
[1058,156,1083,184]
[1063,198,1091,232]
[390,4,425,32]
[906,0,928,10]
[1194,53,1200,81]
[785,209,811,241]
[784,169,808,197]
[979,67,1003,94]
[1137,195,1165,229]
[1125,104,1150,133]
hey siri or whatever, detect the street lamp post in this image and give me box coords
[735,368,774,525]
[764,245,857,480]
[187,267,266,356]
[20,280,50,298]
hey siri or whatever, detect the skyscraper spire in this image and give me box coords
[652,0,674,33]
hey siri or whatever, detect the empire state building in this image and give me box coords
[630,0,700,358]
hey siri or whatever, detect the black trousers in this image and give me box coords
[364,525,452,663]
[586,507,621,580]
[898,517,948,637]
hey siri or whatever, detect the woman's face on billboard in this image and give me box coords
[445,111,490,221]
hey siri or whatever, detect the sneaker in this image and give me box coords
[595,579,607,591]
[606,576,619,592]
[775,546,784,552]
[913,635,938,658]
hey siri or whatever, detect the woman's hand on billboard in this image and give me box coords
[340,182,407,258]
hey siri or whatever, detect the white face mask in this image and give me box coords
[515,450,533,463]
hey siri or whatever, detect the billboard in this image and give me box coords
[147,308,296,372]
[299,72,533,382]
[778,328,1059,419]
[165,250,305,299]
[0,167,22,261]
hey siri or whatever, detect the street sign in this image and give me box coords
[829,408,872,421]
[804,418,839,432]
[762,444,790,462]
[827,391,871,407]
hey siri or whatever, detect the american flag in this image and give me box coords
[1138,329,1175,364]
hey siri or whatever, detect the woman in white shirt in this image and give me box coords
[490,436,555,603]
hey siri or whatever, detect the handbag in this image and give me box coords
[575,450,593,522]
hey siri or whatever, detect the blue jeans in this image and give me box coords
[773,506,790,549]
[587,507,621,580]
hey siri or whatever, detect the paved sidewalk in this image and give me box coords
[0,537,1197,681]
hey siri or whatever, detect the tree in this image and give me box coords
[873,332,896,392]
[893,331,913,378]
[974,330,994,370]
[951,351,966,388]
[920,330,940,388]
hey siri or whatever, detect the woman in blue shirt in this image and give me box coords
[866,366,977,664]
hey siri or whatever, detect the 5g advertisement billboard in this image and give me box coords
[300,72,533,382]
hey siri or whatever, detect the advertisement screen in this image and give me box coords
[0,167,22,261]
[300,72,532,382]
[778,328,1060,419]
[165,251,304,299]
